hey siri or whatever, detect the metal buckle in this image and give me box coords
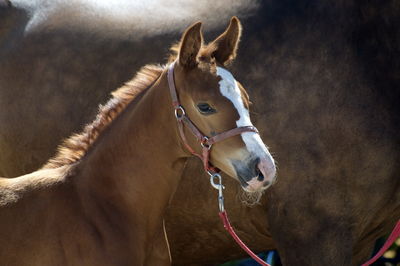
[200,136,212,150]
[174,105,185,119]
[209,172,225,212]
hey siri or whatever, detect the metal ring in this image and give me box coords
[174,106,185,119]
[201,136,212,150]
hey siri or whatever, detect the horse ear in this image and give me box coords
[210,16,242,65]
[178,22,203,69]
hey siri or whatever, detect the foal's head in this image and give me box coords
[172,17,276,193]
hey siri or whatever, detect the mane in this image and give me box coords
[43,64,163,169]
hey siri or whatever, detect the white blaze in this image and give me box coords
[216,67,273,160]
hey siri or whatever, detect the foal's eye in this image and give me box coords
[197,103,216,115]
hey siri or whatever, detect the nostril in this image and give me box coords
[257,171,264,181]
[253,157,260,171]
[253,157,265,181]
[257,157,276,183]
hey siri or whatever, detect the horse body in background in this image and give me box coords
[1,0,399,265]
[0,17,274,265]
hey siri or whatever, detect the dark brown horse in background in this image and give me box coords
[0,18,275,265]
[1,0,399,265]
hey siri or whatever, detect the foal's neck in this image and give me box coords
[75,69,187,231]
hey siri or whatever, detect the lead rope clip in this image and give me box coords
[209,172,225,212]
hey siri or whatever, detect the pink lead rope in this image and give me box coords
[219,210,271,266]
[210,174,271,266]
[213,172,400,266]
[362,220,400,266]
[216,170,399,266]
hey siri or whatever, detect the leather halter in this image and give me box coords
[167,61,259,174]
[168,62,271,266]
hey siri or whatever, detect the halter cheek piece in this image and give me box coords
[167,62,259,175]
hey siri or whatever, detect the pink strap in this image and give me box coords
[361,220,400,266]
[219,211,271,266]
[221,213,399,266]
[167,62,180,108]
[180,115,206,142]
[207,126,258,145]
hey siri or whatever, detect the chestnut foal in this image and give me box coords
[0,18,275,265]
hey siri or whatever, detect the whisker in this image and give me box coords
[237,187,264,206]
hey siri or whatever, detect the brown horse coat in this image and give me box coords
[0,17,273,265]
[1,1,399,265]
[0,65,177,265]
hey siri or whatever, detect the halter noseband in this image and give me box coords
[167,62,259,174]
